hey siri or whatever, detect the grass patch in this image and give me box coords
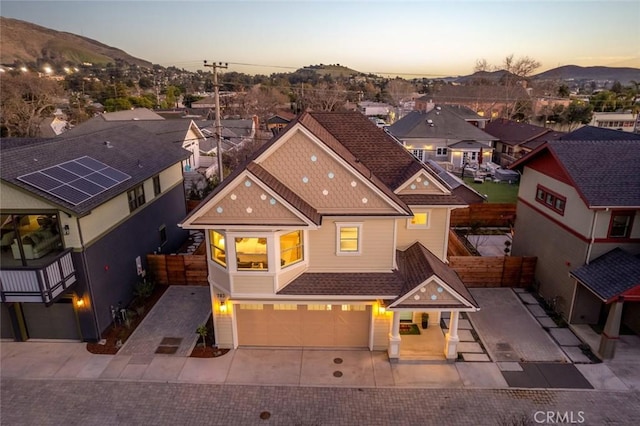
[464,178,519,203]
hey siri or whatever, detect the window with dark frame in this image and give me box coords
[608,211,634,238]
[127,185,146,212]
[153,175,161,196]
[535,185,566,215]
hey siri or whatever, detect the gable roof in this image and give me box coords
[1,125,190,216]
[510,139,640,207]
[570,248,640,302]
[277,242,478,309]
[387,109,496,143]
[560,126,640,141]
[418,84,530,103]
[484,118,565,146]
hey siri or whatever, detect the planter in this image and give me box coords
[421,313,429,329]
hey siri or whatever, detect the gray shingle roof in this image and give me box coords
[484,118,564,146]
[387,109,496,142]
[560,126,640,141]
[570,248,640,302]
[547,139,640,207]
[277,272,404,296]
[1,125,190,216]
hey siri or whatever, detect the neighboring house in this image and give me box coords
[509,138,640,359]
[180,111,478,362]
[589,111,638,133]
[198,118,257,155]
[62,108,204,174]
[484,118,565,167]
[358,101,393,119]
[266,111,296,135]
[424,160,486,205]
[415,85,531,119]
[0,125,190,342]
[386,105,496,170]
[558,125,640,142]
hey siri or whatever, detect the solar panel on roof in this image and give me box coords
[17,156,131,206]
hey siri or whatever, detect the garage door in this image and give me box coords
[21,299,81,340]
[236,304,370,348]
[1,303,14,339]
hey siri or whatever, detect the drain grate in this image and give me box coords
[155,346,178,354]
[333,357,343,364]
[160,337,183,346]
[333,371,343,378]
[496,342,513,351]
[259,411,271,420]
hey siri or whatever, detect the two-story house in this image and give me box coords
[484,118,565,167]
[386,105,496,171]
[509,138,640,358]
[0,125,189,342]
[180,111,479,362]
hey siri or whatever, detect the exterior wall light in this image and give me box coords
[63,224,70,235]
[76,298,85,308]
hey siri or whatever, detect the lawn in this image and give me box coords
[463,178,520,203]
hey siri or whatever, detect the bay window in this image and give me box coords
[280,230,303,267]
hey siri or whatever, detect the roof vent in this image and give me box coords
[427,119,433,124]
[104,141,113,148]
[132,118,140,121]
[436,106,441,111]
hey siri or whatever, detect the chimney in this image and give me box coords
[252,115,259,133]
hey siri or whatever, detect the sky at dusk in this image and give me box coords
[1,0,639,77]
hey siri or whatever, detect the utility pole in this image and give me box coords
[203,60,228,182]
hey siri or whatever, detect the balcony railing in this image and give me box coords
[0,249,77,305]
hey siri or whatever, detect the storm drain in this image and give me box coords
[155,337,183,354]
[333,371,343,378]
[333,357,343,364]
[494,342,518,362]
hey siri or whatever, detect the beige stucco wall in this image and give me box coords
[308,217,395,272]
[396,207,448,259]
[520,167,594,237]
[512,201,587,318]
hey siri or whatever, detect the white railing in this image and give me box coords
[0,249,77,304]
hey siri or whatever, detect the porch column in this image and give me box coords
[598,299,624,359]
[444,311,460,360]
[387,311,402,362]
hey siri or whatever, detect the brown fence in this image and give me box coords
[447,229,474,257]
[448,255,536,288]
[450,203,516,227]
[147,254,208,286]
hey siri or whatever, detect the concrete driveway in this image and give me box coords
[468,288,568,363]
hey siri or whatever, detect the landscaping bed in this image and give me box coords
[86,284,167,355]
[189,313,229,358]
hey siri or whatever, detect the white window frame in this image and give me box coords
[411,149,424,162]
[335,222,362,255]
[407,210,431,229]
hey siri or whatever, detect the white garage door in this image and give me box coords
[236,304,370,348]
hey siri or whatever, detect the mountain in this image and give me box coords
[533,65,640,85]
[0,17,152,68]
[297,64,361,78]
[451,65,639,86]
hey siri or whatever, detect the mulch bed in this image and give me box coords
[189,313,229,358]
[86,285,168,355]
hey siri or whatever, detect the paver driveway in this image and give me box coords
[468,288,568,362]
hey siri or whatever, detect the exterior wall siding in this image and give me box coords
[372,314,391,350]
[512,201,587,318]
[396,208,449,260]
[520,167,594,236]
[232,274,275,294]
[308,217,395,272]
[83,184,188,334]
[214,312,234,348]
[0,184,57,210]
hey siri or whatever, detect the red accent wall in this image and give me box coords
[527,152,572,185]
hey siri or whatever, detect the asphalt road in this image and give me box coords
[2,379,638,425]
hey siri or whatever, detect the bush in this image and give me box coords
[133,278,155,301]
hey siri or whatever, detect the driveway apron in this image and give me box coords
[468,288,568,363]
[118,285,211,357]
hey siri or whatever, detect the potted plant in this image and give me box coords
[421,313,429,329]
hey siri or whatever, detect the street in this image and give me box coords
[2,379,638,425]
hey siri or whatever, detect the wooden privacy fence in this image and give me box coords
[147,254,208,286]
[449,255,536,288]
[450,203,516,227]
[447,229,474,257]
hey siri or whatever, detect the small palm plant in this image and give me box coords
[196,324,208,348]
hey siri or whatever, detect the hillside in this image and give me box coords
[298,64,361,78]
[0,17,152,68]
[533,65,640,84]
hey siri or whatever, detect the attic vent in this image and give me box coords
[104,141,113,148]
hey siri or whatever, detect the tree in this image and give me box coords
[104,97,133,112]
[0,73,63,137]
[385,78,415,106]
[301,81,348,111]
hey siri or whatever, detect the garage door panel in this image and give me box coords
[21,300,80,340]
[236,304,370,348]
